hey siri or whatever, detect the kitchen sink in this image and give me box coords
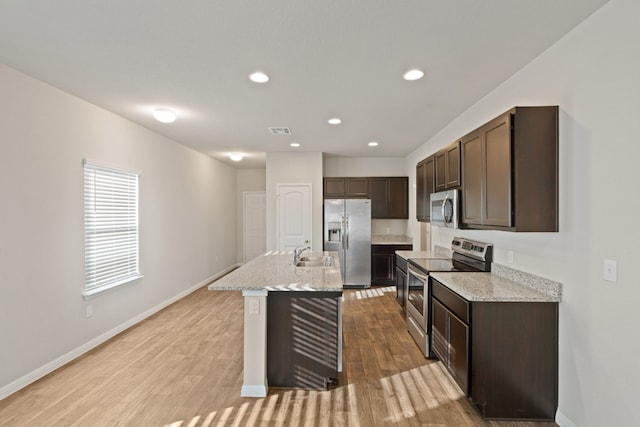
[299,256,327,262]
[295,256,334,268]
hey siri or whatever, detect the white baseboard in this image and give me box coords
[556,410,578,427]
[0,265,240,401]
[241,384,268,398]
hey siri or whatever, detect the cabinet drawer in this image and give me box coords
[431,279,469,323]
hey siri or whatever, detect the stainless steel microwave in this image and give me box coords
[430,189,459,228]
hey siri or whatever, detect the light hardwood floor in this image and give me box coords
[0,286,558,426]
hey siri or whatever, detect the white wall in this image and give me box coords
[0,65,238,396]
[265,152,323,251]
[324,156,406,177]
[236,168,266,262]
[406,1,639,425]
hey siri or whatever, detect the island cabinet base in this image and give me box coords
[469,302,558,420]
[267,291,342,389]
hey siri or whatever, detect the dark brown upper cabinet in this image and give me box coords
[323,177,369,198]
[416,156,435,222]
[370,177,408,219]
[461,106,559,232]
[323,177,346,198]
[435,141,461,191]
[345,177,369,198]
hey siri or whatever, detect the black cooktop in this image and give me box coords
[408,258,479,274]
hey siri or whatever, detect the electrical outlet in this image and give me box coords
[604,259,617,282]
[248,299,260,315]
[85,304,93,318]
[507,250,514,264]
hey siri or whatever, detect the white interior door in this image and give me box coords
[277,184,312,251]
[243,191,266,263]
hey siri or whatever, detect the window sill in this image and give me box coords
[83,274,144,300]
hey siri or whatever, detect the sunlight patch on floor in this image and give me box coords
[342,286,395,301]
[163,364,462,427]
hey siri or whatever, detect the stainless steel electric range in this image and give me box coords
[406,237,493,357]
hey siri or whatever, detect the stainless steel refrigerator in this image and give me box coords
[323,199,371,288]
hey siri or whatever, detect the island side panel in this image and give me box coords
[241,289,268,397]
[267,291,342,389]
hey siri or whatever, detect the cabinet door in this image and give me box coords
[483,114,512,227]
[395,266,406,308]
[461,132,483,225]
[324,178,345,198]
[416,161,427,221]
[434,151,447,191]
[345,178,369,197]
[371,253,393,284]
[388,177,408,219]
[446,142,461,188]
[431,299,448,362]
[448,312,469,394]
[417,159,434,221]
[435,143,460,191]
[425,157,435,206]
[370,178,388,218]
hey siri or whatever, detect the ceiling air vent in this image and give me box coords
[269,127,292,135]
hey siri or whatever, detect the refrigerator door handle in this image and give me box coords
[344,214,349,250]
[341,214,346,250]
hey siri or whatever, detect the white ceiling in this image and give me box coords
[0,0,609,169]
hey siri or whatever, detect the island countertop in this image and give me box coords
[208,250,343,292]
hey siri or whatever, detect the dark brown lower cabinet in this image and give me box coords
[395,262,407,308]
[371,244,412,286]
[267,291,341,389]
[431,278,558,421]
[431,285,470,394]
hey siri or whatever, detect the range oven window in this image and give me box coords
[407,267,427,317]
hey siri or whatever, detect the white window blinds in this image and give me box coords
[83,160,142,296]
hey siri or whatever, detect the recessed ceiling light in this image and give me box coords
[368,141,379,147]
[403,69,425,81]
[328,118,342,125]
[249,71,269,83]
[153,109,177,123]
[290,143,301,148]
[229,153,243,162]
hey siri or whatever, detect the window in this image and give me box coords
[83,160,142,296]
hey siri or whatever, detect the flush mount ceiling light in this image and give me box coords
[403,69,425,81]
[368,141,379,147]
[229,153,243,162]
[328,118,342,125]
[249,71,269,83]
[153,109,177,123]
[290,142,301,148]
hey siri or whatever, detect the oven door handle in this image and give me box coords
[408,266,428,282]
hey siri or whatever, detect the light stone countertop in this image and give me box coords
[395,250,450,260]
[430,272,560,303]
[208,251,343,292]
[371,235,413,245]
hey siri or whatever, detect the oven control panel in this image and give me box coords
[452,237,493,261]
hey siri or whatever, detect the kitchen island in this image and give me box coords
[208,250,343,397]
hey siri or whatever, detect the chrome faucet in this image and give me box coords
[293,244,311,265]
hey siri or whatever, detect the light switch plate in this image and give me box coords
[604,259,617,282]
[507,250,514,264]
